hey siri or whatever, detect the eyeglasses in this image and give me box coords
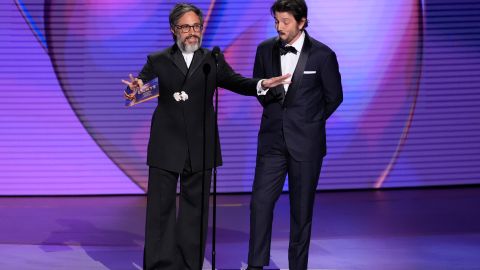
[174,24,203,33]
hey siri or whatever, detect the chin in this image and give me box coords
[184,44,200,53]
[278,35,289,43]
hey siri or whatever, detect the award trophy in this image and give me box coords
[124,77,159,107]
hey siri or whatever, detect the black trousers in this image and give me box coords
[143,157,212,270]
[248,134,322,270]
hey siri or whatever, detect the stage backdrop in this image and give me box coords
[0,0,479,195]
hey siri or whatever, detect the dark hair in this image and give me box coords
[270,0,308,29]
[169,3,204,29]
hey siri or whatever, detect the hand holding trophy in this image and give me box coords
[122,74,158,106]
[122,74,144,100]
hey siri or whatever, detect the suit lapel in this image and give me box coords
[169,45,188,76]
[284,32,312,107]
[272,39,286,103]
[187,48,207,79]
[168,45,208,83]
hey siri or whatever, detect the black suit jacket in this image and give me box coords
[254,31,343,161]
[137,45,258,173]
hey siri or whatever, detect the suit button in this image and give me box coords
[283,107,287,111]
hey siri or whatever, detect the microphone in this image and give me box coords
[212,46,220,64]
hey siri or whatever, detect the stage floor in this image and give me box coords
[1,186,479,269]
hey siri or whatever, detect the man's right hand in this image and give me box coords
[122,74,144,100]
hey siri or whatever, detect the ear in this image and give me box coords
[299,17,306,30]
[170,27,175,35]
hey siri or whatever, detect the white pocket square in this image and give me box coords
[304,71,316,74]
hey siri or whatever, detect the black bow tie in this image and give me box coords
[279,45,298,55]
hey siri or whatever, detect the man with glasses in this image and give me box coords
[122,3,290,270]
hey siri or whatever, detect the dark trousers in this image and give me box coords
[248,134,322,270]
[143,157,212,270]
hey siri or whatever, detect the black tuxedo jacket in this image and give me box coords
[254,31,343,161]
[137,45,258,173]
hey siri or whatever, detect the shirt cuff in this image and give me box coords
[256,80,269,96]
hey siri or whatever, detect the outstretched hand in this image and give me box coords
[261,73,291,89]
[122,74,144,100]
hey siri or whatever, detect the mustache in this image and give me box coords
[184,34,200,41]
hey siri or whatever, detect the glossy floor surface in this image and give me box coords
[1,186,479,269]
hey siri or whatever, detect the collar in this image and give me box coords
[182,51,194,57]
[286,31,305,52]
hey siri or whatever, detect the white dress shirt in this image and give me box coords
[182,51,194,68]
[281,31,305,92]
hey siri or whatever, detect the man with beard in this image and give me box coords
[122,3,290,270]
[246,0,343,269]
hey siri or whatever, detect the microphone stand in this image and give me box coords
[211,46,220,270]
[200,63,210,270]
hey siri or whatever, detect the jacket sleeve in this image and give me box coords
[217,52,258,96]
[321,51,343,119]
[254,46,284,107]
[125,55,157,94]
[253,46,267,106]
[137,55,157,84]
